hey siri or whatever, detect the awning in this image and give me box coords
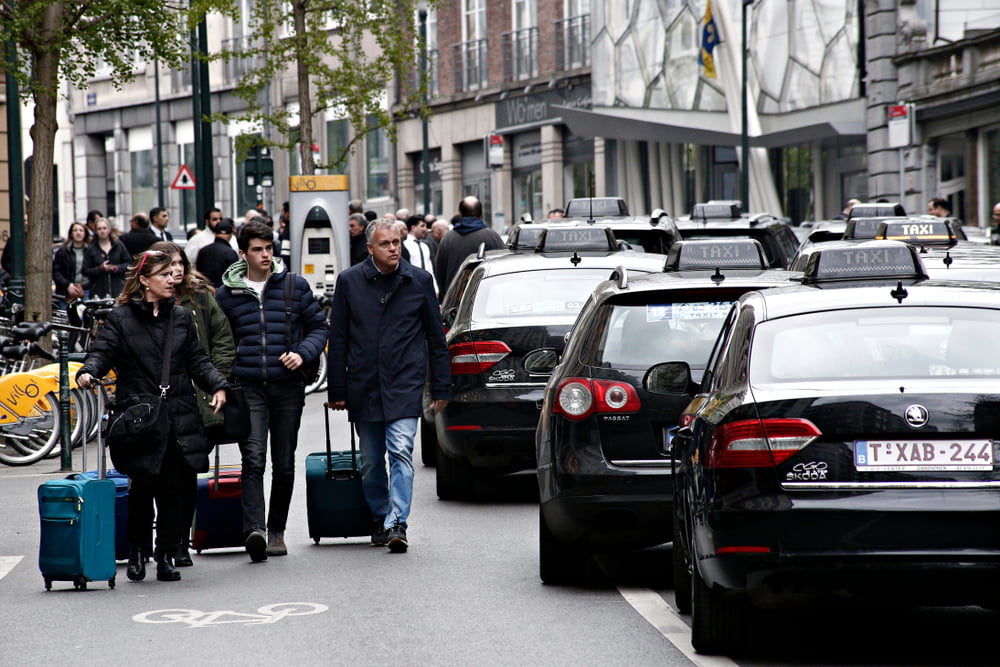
[555,98,865,148]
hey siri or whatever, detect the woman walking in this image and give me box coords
[82,217,131,299]
[150,241,235,567]
[76,250,228,582]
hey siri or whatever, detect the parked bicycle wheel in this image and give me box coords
[0,392,61,466]
[304,351,327,395]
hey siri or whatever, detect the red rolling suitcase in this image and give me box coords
[191,447,244,552]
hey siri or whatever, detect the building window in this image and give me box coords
[455,0,487,92]
[504,0,537,81]
[366,117,389,199]
[556,0,590,70]
[130,150,154,216]
[326,119,349,175]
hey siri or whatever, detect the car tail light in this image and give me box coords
[553,378,641,421]
[449,341,511,374]
[706,418,820,468]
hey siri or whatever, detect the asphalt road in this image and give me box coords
[1,392,996,665]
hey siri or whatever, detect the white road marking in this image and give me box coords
[0,556,24,581]
[617,586,736,667]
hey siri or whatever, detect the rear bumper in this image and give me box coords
[692,490,1000,607]
[436,391,543,470]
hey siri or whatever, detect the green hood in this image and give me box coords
[221,256,285,297]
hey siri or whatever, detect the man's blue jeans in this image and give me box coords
[354,418,418,529]
[239,380,305,535]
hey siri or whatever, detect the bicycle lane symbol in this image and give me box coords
[132,602,329,628]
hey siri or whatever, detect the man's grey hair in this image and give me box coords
[365,217,400,244]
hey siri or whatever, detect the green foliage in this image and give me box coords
[215,0,432,173]
[0,0,234,101]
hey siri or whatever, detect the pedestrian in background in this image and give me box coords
[433,196,504,297]
[53,221,90,303]
[82,217,131,299]
[215,221,328,562]
[76,249,228,583]
[184,207,224,264]
[120,213,158,256]
[196,218,239,288]
[327,218,451,553]
[151,240,235,568]
[927,198,951,218]
[349,213,369,266]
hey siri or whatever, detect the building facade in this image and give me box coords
[25,0,1000,238]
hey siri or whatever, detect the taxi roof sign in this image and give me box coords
[507,224,546,250]
[535,226,617,252]
[843,217,908,240]
[802,240,928,283]
[664,239,767,271]
[691,201,742,221]
[847,201,906,219]
[875,219,956,247]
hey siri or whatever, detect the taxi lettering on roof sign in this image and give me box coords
[665,239,767,270]
[876,220,956,246]
[804,241,927,282]
[538,226,615,252]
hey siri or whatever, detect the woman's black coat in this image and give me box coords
[77,298,227,476]
[81,239,131,298]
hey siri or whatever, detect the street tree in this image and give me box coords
[0,0,228,322]
[221,0,429,176]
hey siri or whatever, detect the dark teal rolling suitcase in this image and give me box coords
[305,414,372,542]
[38,391,116,590]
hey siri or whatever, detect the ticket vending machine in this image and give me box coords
[287,175,350,295]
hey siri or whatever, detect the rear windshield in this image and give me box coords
[593,300,734,369]
[470,269,613,319]
[750,307,1000,382]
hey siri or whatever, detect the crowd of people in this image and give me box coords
[57,196,510,582]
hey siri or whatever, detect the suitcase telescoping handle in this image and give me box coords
[88,384,107,480]
[324,408,361,478]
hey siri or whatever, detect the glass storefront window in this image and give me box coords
[513,168,542,221]
[130,149,155,216]
[366,117,389,198]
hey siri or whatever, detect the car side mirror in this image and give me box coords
[643,361,695,394]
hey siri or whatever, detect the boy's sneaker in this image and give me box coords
[387,523,408,553]
[246,529,268,562]
[371,518,389,547]
[267,530,287,557]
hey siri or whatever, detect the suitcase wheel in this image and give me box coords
[74,578,87,590]
[44,578,51,591]
[109,575,116,590]
[313,537,320,544]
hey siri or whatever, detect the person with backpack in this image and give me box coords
[214,220,327,562]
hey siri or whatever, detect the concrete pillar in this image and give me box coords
[540,124,563,215]
[440,141,462,220]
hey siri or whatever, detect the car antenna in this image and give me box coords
[711,267,725,284]
[943,251,953,268]
[890,281,908,303]
[571,252,582,266]
[587,166,595,226]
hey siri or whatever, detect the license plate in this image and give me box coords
[854,440,994,471]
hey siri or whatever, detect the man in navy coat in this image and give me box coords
[327,218,450,553]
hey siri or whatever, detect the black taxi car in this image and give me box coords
[665,242,1000,654]
[434,227,668,499]
[535,239,799,584]
[677,206,799,269]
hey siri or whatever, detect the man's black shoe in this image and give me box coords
[371,518,389,547]
[246,529,268,562]
[387,523,408,553]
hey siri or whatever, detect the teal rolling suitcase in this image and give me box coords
[305,414,372,542]
[38,390,116,590]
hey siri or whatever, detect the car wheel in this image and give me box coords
[538,508,589,585]
[672,515,692,614]
[690,559,748,655]
[420,417,438,467]
[436,451,475,500]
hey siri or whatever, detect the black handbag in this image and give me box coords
[207,380,251,444]
[106,311,174,450]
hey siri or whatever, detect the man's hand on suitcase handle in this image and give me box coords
[326,401,347,410]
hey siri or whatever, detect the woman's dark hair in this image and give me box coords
[118,250,174,305]
[63,222,90,247]
[149,241,214,297]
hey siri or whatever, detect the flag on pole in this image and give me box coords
[699,0,719,79]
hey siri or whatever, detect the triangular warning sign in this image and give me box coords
[171,165,197,190]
